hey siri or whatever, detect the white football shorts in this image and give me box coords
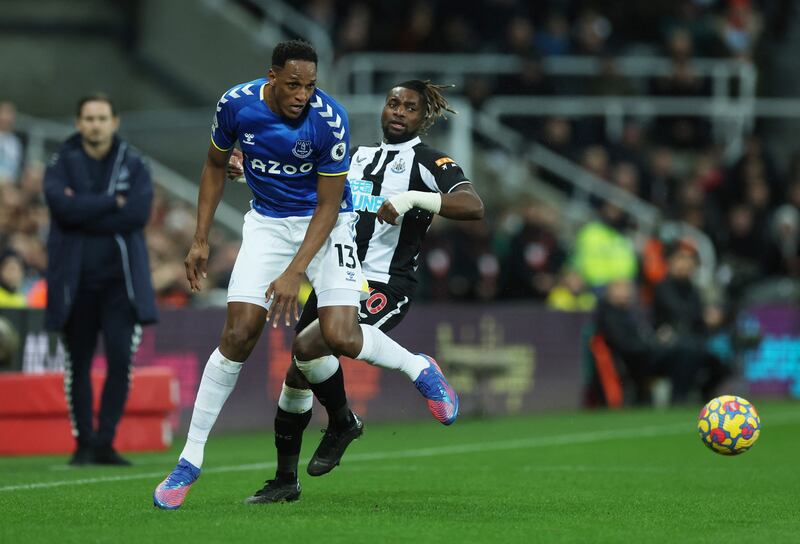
[227,209,368,309]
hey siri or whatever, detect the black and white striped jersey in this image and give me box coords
[347,136,471,294]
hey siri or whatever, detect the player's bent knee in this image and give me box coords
[319,326,360,358]
[292,322,332,361]
[317,305,361,357]
[220,324,261,361]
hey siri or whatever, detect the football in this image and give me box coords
[697,395,761,456]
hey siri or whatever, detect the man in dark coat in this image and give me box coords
[44,94,157,466]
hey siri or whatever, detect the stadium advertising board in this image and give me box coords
[0,306,588,431]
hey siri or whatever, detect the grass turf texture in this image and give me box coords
[1,401,798,543]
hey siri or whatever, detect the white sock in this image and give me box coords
[278,383,313,413]
[356,324,429,381]
[179,348,243,468]
[294,354,339,384]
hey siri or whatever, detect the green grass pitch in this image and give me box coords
[1,401,798,543]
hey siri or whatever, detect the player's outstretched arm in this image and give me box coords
[185,144,230,292]
[266,173,346,327]
[377,183,484,225]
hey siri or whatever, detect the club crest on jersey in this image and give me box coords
[292,139,313,159]
[391,158,406,174]
[243,133,256,146]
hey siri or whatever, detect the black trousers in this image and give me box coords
[62,279,140,448]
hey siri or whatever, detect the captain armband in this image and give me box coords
[387,191,442,215]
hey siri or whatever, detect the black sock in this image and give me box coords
[308,366,352,428]
[274,407,312,480]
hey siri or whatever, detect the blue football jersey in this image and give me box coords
[211,78,352,218]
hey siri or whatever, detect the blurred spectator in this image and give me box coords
[717,0,763,60]
[572,201,637,289]
[652,242,727,401]
[609,121,650,197]
[573,9,612,55]
[651,59,712,148]
[539,116,576,159]
[662,0,719,56]
[763,196,800,277]
[594,279,660,404]
[647,146,679,212]
[612,161,641,196]
[302,0,336,34]
[718,203,764,292]
[0,102,23,184]
[725,135,782,209]
[504,15,536,56]
[0,251,26,308]
[502,201,566,300]
[546,268,596,311]
[434,14,477,53]
[449,220,499,300]
[394,1,434,52]
[336,3,371,54]
[580,145,611,181]
[535,13,570,56]
[464,76,492,111]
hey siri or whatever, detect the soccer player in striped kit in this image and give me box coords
[153,41,460,509]
[240,79,485,504]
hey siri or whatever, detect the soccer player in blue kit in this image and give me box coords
[153,40,458,510]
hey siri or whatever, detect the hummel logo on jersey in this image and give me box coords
[350,179,386,213]
[391,158,406,174]
[292,139,313,159]
[243,133,255,146]
[309,95,346,140]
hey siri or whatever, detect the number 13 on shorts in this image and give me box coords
[334,243,357,268]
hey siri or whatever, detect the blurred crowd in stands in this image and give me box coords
[2,0,797,402]
[283,0,782,61]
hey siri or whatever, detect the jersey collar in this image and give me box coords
[381,136,421,152]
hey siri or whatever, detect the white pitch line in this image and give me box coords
[0,423,682,493]
[1,413,796,493]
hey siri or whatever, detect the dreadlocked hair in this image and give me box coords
[397,80,457,133]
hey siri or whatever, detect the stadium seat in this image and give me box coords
[0,367,177,455]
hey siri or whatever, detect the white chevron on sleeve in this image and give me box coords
[332,128,345,140]
[326,114,342,129]
[228,86,242,99]
[310,96,323,108]
[219,96,229,104]
[240,84,254,95]
[319,104,333,118]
